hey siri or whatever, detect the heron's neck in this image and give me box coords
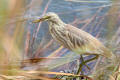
[48,19,65,30]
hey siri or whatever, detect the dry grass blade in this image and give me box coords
[21,73,59,80]
[59,3,120,15]
[48,46,64,57]
[34,39,54,57]
[65,0,112,3]
[25,71,93,80]
[56,49,68,56]
[0,74,58,80]
[22,56,71,64]
[25,30,31,55]
[111,64,120,80]
[0,74,25,80]
[31,0,52,46]
[81,7,103,30]
[109,75,115,80]
[27,71,76,76]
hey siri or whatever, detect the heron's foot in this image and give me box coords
[77,55,99,75]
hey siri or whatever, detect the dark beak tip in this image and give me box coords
[32,16,50,23]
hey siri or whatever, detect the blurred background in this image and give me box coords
[0,0,120,80]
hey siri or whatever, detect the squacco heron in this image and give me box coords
[33,12,116,75]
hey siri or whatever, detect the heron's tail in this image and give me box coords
[102,47,117,64]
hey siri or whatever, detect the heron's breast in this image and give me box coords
[49,26,74,49]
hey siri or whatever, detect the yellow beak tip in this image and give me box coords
[32,19,41,23]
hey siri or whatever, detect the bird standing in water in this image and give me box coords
[33,12,116,75]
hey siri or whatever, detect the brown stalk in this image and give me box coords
[24,70,93,80]
[31,0,52,47]
[25,30,31,56]
[34,39,54,58]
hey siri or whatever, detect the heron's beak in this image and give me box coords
[32,16,51,23]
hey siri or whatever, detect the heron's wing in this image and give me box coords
[65,24,103,55]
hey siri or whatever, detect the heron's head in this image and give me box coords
[33,12,60,23]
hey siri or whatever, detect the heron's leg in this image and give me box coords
[77,55,90,75]
[84,54,99,63]
[80,55,90,70]
[77,54,99,75]
[80,55,84,75]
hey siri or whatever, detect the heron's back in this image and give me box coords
[49,23,115,59]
